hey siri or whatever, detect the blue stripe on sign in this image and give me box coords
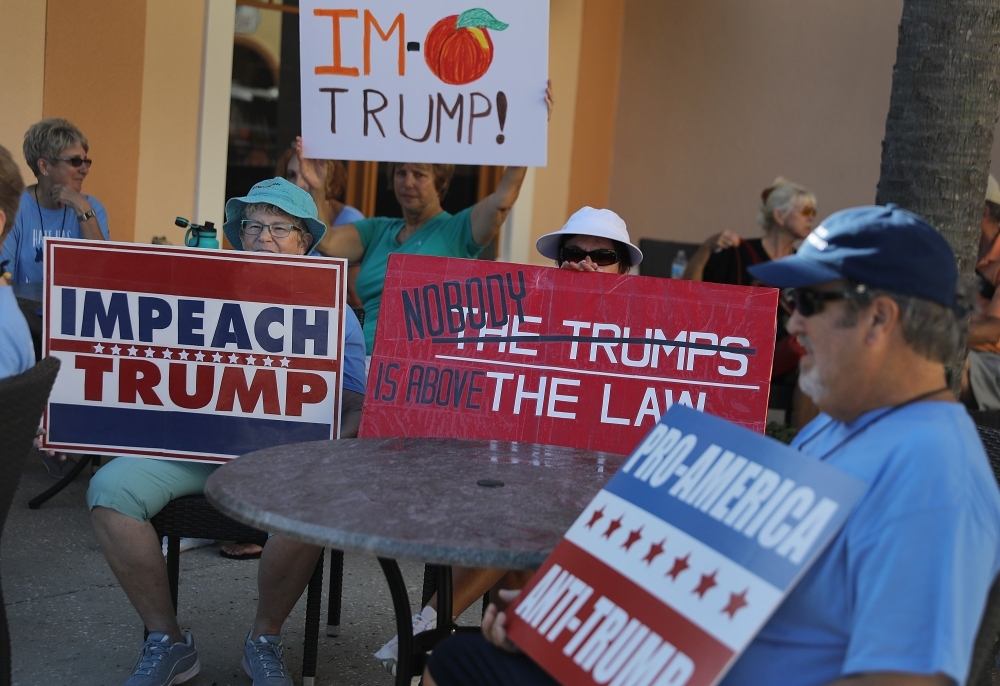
[48,403,332,457]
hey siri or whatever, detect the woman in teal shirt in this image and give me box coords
[316,83,553,356]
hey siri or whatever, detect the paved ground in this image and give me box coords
[4,454,482,686]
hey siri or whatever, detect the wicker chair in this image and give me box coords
[968,423,1000,686]
[0,357,61,685]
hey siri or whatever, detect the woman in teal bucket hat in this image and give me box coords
[223,176,328,255]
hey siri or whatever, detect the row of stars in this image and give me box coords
[90,343,291,367]
[585,505,750,619]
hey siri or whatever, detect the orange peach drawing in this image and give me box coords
[424,8,508,85]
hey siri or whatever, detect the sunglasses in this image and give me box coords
[799,206,817,218]
[560,246,620,267]
[49,156,93,168]
[240,220,302,239]
[784,288,847,317]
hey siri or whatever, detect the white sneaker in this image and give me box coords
[374,605,437,677]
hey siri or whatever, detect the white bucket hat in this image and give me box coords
[535,207,643,266]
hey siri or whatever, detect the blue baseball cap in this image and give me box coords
[747,204,958,308]
[223,177,327,254]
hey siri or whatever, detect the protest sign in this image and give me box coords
[40,239,348,464]
[360,255,778,454]
[506,405,866,686]
[299,0,549,166]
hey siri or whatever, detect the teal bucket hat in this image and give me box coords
[223,177,327,254]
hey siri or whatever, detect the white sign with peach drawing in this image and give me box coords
[299,1,549,166]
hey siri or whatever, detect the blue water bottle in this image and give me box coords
[176,217,220,249]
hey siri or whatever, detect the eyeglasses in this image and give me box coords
[784,288,847,317]
[799,206,817,218]
[560,246,620,266]
[48,156,93,168]
[240,220,302,239]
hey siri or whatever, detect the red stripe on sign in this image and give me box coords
[48,241,341,307]
[508,541,735,686]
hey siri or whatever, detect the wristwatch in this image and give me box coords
[78,209,96,221]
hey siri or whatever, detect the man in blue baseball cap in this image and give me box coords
[88,178,367,686]
[421,205,1000,686]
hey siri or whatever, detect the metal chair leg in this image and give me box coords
[302,553,323,685]
[27,454,93,509]
[327,549,344,636]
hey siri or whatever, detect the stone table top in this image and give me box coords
[206,437,624,570]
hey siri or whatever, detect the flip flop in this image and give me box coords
[220,542,263,560]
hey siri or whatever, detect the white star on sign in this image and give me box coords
[178,350,190,360]
[110,345,121,355]
[195,351,205,362]
[212,352,222,363]
[144,347,155,358]
[93,343,105,354]
[246,355,256,365]
[280,357,290,368]
[162,349,173,359]
[263,357,273,367]
[228,353,239,364]
[127,346,138,356]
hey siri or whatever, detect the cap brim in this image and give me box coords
[747,256,843,288]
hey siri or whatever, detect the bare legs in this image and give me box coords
[251,536,322,640]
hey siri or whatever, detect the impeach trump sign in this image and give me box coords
[39,240,349,463]
[299,0,549,166]
[360,255,778,453]
[507,406,865,686]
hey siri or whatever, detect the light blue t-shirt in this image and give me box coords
[342,305,366,395]
[721,402,1000,686]
[0,286,35,379]
[334,204,365,227]
[2,189,109,285]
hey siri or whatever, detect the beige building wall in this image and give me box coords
[608,0,904,248]
[0,0,47,184]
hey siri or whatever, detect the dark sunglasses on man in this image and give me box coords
[560,246,620,266]
[784,284,867,317]
[48,156,93,168]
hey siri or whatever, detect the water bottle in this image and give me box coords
[671,249,688,279]
[177,218,220,249]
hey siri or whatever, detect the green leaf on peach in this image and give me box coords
[457,8,509,31]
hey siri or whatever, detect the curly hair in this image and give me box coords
[23,118,88,177]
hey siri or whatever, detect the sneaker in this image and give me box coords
[242,632,293,685]
[374,605,437,677]
[125,631,200,686]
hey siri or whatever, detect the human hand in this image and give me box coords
[545,80,554,122]
[49,184,91,216]
[705,230,741,252]
[34,427,56,457]
[294,136,327,193]
[560,259,601,273]
[481,589,521,653]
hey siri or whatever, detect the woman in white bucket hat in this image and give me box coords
[535,206,642,274]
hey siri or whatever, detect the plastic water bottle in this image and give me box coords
[177,218,220,249]
[671,250,687,279]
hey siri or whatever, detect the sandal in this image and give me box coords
[220,542,263,560]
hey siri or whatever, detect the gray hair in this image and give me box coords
[757,176,816,231]
[23,118,88,177]
[241,202,306,231]
[838,282,969,365]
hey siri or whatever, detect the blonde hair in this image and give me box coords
[756,176,816,231]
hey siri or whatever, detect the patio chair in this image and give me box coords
[0,357,61,685]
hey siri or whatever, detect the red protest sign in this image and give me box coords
[360,255,777,453]
[41,240,349,463]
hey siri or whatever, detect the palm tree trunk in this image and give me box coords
[876,0,1000,277]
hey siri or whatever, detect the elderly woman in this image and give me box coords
[0,144,33,379]
[374,206,642,677]
[2,118,109,285]
[316,82,553,359]
[87,178,366,685]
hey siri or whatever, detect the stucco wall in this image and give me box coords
[0,0,47,184]
[609,0,905,249]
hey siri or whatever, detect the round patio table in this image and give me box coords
[206,436,623,685]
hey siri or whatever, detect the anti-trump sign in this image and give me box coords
[360,255,778,453]
[506,406,866,686]
[299,0,549,166]
[40,240,348,463]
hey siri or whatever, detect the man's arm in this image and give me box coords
[826,672,950,686]
[969,316,1000,347]
[339,389,364,438]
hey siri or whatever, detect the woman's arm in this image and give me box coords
[468,81,553,247]
[682,230,741,281]
[315,222,366,262]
